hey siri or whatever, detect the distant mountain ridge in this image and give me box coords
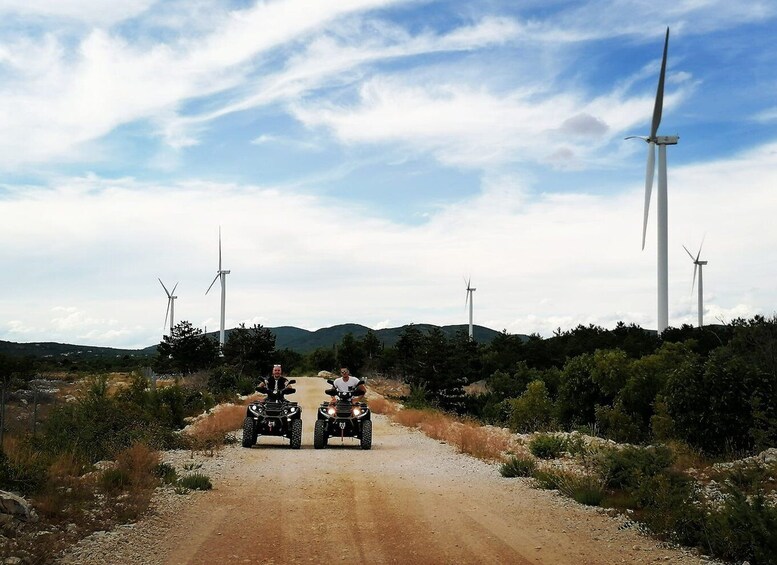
[1,323,511,359]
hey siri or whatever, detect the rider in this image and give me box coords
[330,367,366,404]
[257,364,292,401]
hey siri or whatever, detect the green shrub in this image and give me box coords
[507,380,555,432]
[528,434,566,459]
[532,469,566,490]
[558,474,606,506]
[597,445,674,490]
[404,384,431,409]
[0,448,49,495]
[722,462,776,495]
[706,488,777,564]
[500,455,536,478]
[178,473,212,491]
[154,462,178,485]
[101,468,131,492]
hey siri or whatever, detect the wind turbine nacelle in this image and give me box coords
[655,135,679,145]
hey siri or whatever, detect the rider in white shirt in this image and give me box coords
[330,367,366,403]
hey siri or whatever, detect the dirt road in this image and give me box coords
[62,377,710,565]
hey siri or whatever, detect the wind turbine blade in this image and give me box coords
[158,278,171,297]
[171,282,179,294]
[696,234,706,261]
[163,298,171,330]
[691,263,698,295]
[641,142,656,250]
[218,226,222,272]
[465,290,469,309]
[206,273,219,295]
[650,28,669,139]
[682,245,695,261]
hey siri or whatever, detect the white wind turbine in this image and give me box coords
[158,278,178,336]
[683,240,708,328]
[206,227,230,348]
[627,28,678,334]
[464,277,476,341]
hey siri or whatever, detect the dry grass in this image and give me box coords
[455,423,511,462]
[183,402,251,454]
[392,408,432,428]
[368,396,398,415]
[418,412,451,441]
[389,407,512,463]
[366,377,409,398]
[115,443,160,490]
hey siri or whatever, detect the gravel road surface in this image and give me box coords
[60,377,713,565]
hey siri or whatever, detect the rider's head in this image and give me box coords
[272,364,282,378]
[340,367,350,381]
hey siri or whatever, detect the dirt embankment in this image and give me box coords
[61,377,711,565]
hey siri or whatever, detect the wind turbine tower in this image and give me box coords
[206,227,230,348]
[683,242,708,327]
[627,28,678,334]
[158,278,179,336]
[465,278,476,341]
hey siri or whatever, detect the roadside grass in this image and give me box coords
[500,455,536,477]
[387,404,513,462]
[182,395,260,454]
[367,396,397,415]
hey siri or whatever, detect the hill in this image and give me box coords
[2,323,510,359]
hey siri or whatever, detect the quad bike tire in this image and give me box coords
[360,420,372,450]
[314,420,327,449]
[290,419,303,449]
[242,417,257,448]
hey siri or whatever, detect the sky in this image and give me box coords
[1,0,776,349]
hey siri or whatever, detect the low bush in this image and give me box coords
[532,468,568,490]
[100,467,131,492]
[597,445,674,490]
[0,438,49,495]
[178,473,212,491]
[155,462,178,485]
[558,473,606,506]
[500,455,536,478]
[528,434,566,459]
[705,488,777,564]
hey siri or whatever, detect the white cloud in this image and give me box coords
[2,140,777,347]
[291,75,690,168]
[0,0,154,25]
[0,0,407,166]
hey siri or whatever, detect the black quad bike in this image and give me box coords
[242,379,302,449]
[313,380,371,450]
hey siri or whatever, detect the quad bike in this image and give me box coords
[242,379,302,449]
[313,380,371,450]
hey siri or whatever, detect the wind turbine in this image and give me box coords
[464,277,476,341]
[683,240,708,327]
[206,227,230,348]
[158,278,178,336]
[627,28,678,334]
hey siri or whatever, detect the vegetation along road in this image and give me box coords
[62,377,710,564]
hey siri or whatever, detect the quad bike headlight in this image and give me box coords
[327,406,336,416]
[353,407,362,416]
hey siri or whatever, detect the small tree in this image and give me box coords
[508,380,554,432]
[154,321,218,377]
[337,333,366,375]
[222,323,276,378]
